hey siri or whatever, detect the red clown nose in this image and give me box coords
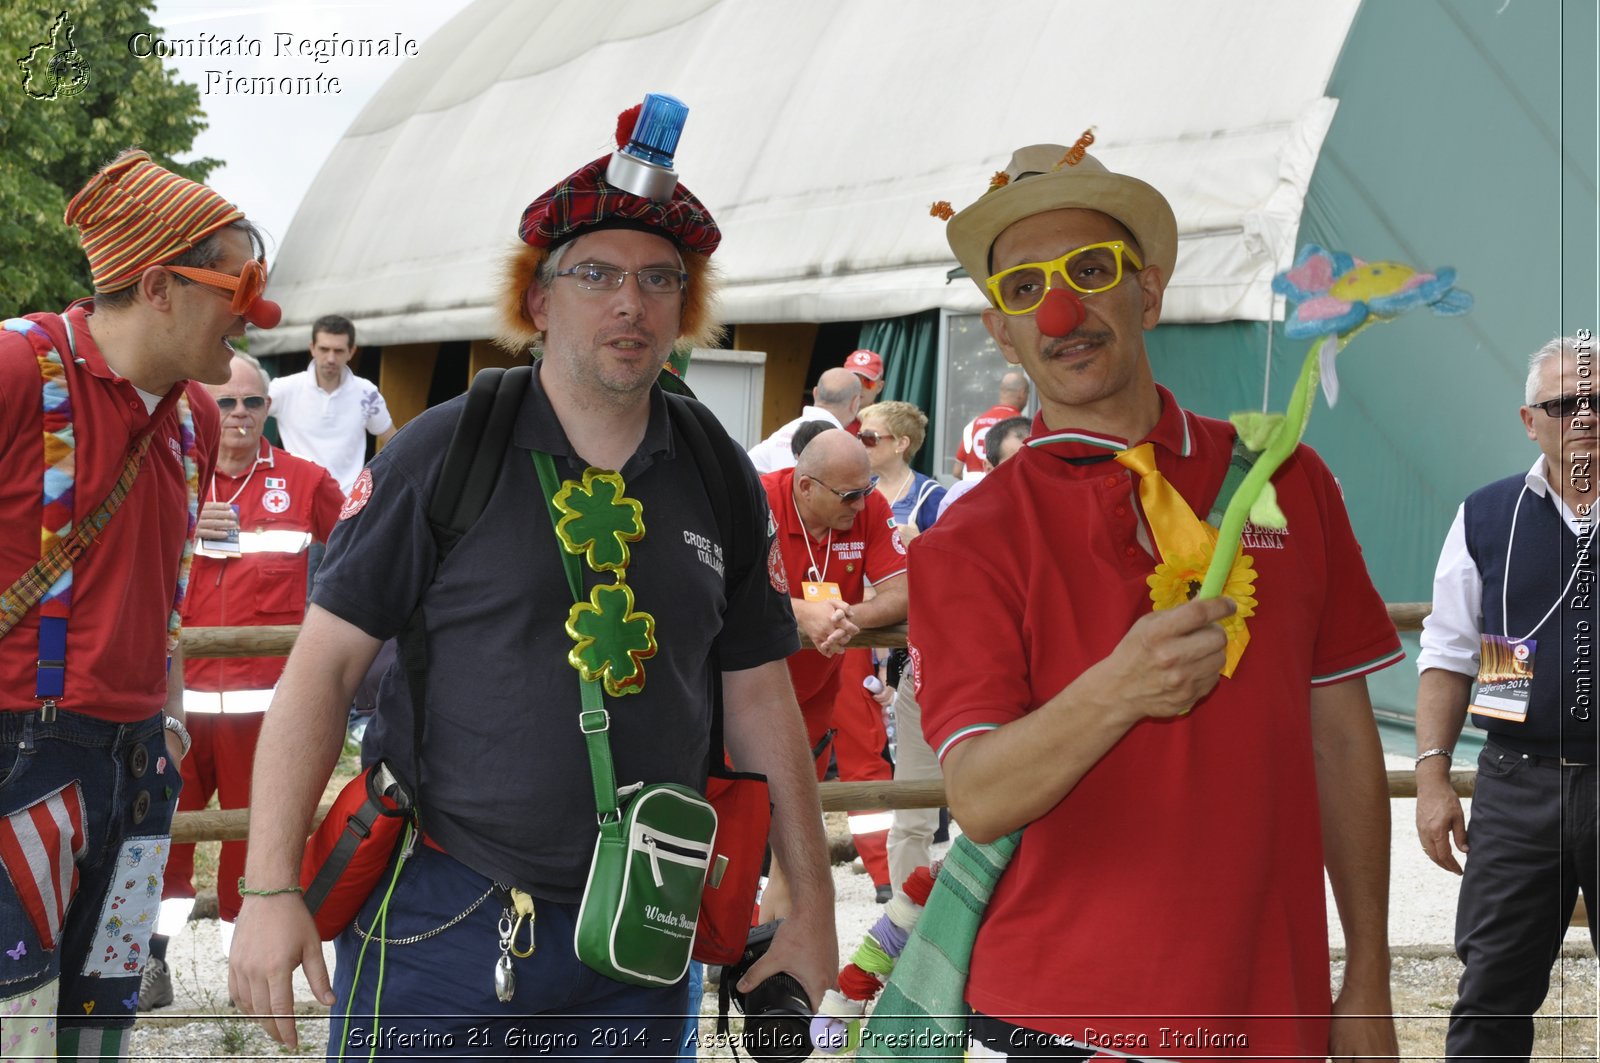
[245,298,282,330]
[1036,287,1086,338]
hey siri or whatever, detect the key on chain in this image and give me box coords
[494,911,516,1003]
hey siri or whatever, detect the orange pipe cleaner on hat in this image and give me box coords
[1056,128,1097,170]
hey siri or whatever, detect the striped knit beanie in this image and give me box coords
[65,149,243,293]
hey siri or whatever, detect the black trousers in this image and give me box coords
[1448,742,1598,1061]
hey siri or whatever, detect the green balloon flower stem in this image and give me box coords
[1196,337,1329,600]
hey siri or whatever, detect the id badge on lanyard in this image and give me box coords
[801,581,842,603]
[1471,633,1535,723]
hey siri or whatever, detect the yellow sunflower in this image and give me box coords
[1147,544,1259,642]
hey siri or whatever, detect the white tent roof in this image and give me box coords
[251,0,1359,354]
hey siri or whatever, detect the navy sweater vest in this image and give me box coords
[1463,474,1598,759]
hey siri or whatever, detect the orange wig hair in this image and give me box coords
[494,242,723,354]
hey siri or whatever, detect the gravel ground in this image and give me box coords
[130,761,1596,1060]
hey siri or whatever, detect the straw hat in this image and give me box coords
[946,144,1177,295]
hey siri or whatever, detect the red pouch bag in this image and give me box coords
[693,765,770,965]
[299,760,415,940]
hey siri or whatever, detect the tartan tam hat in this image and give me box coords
[65,149,245,293]
[947,144,1177,294]
[844,348,884,382]
[517,154,720,255]
[517,103,720,256]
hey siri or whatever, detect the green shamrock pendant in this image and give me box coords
[552,469,645,571]
[566,580,658,697]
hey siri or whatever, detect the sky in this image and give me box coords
[147,0,475,255]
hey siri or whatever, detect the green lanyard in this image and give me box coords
[532,449,621,823]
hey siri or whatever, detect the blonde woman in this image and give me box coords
[857,401,946,539]
[853,401,949,895]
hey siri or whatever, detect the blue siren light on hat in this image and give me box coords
[607,92,688,203]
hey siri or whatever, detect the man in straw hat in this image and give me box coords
[229,96,836,1055]
[0,148,279,1060]
[907,140,1402,1059]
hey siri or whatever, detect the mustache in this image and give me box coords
[1041,328,1114,358]
[596,323,659,347]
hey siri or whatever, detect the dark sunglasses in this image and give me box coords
[1529,393,1592,419]
[216,395,267,412]
[807,474,879,504]
[857,429,881,447]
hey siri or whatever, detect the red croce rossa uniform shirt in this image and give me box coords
[910,386,1402,1060]
[182,440,343,696]
[763,468,907,740]
[1,304,220,721]
[955,402,1021,475]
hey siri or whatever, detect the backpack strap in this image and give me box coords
[398,364,533,820]
[429,365,533,550]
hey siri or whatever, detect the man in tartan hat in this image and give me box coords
[231,98,837,1056]
[0,148,277,1061]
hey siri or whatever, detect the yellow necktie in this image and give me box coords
[1114,443,1253,677]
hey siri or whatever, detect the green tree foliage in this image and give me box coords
[1,3,218,312]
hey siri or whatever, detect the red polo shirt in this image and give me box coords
[954,403,1021,475]
[1,304,220,721]
[763,468,906,732]
[182,441,343,697]
[910,385,1402,1058]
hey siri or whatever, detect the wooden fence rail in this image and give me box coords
[171,772,1474,845]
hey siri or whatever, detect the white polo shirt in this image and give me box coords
[268,366,394,494]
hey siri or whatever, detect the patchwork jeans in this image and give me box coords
[0,708,181,1060]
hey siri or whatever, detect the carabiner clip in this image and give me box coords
[509,887,536,958]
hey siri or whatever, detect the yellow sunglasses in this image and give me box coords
[985,240,1144,315]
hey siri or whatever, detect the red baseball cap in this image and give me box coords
[845,348,884,382]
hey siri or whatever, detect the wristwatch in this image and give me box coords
[162,714,192,758]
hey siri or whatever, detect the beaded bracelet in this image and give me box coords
[238,877,303,897]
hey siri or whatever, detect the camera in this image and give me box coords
[719,920,813,1063]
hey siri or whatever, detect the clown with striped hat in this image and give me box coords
[0,147,275,1060]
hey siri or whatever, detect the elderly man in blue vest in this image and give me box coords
[1416,333,1598,1061]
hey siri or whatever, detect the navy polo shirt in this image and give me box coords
[313,361,797,900]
